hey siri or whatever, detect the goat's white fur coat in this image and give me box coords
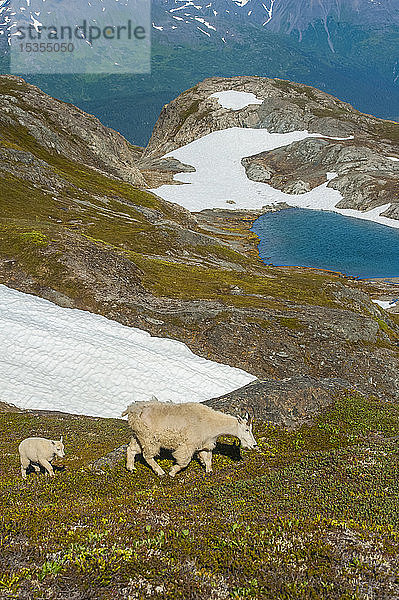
[18,437,65,479]
[122,399,256,477]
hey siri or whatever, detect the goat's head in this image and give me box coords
[52,437,65,458]
[236,413,257,449]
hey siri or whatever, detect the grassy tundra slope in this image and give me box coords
[2,395,399,599]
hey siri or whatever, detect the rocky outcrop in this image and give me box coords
[138,156,196,188]
[242,137,399,215]
[144,76,399,219]
[0,75,146,186]
[144,76,392,157]
[205,376,352,428]
[90,445,128,471]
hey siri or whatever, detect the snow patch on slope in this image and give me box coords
[261,0,275,26]
[151,127,399,229]
[372,299,399,310]
[0,285,256,417]
[210,90,263,110]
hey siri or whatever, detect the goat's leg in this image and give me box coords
[126,437,141,472]
[20,458,29,479]
[39,459,54,477]
[198,450,213,474]
[170,447,193,477]
[142,452,166,477]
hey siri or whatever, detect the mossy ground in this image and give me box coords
[2,395,399,599]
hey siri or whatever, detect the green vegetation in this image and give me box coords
[131,253,337,308]
[179,99,201,124]
[278,316,306,331]
[372,120,399,144]
[2,394,399,599]
[18,231,49,247]
[375,317,399,342]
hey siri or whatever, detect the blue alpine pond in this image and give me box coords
[252,208,399,279]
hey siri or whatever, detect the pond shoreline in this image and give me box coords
[195,206,399,313]
[252,206,399,277]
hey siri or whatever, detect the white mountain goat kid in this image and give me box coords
[18,437,65,479]
[122,399,257,477]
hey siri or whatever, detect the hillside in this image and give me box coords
[0,74,399,400]
[2,394,399,599]
[145,76,399,221]
[1,74,399,599]
[0,75,398,402]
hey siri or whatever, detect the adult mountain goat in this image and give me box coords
[122,398,257,477]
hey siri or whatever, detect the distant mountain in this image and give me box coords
[265,0,399,32]
[0,0,398,145]
[151,0,399,46]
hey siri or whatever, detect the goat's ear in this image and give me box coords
[60,436,63,443]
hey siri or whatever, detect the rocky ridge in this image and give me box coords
[204,376,353,427]
[145,76,399,221]
[0,76,147,187]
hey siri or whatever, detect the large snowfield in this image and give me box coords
[151,125,399,230]
[0,285,256,418]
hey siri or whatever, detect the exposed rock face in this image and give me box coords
[0,75,146,187]
[242,137,399,215]
[144,76,399,220]
[144,76,385,157]
[138,156,196,188]
[90,445,128,471]
[205,377,352,428]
